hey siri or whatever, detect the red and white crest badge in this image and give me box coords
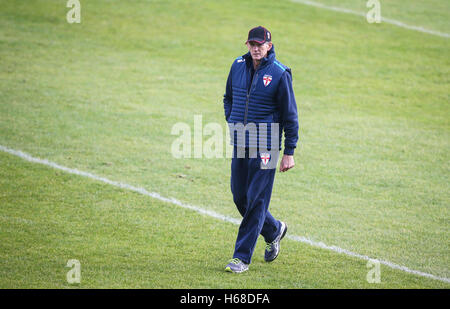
[263,74,272,87]
[260,152,271,165]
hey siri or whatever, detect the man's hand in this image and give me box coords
[279,154,295,172]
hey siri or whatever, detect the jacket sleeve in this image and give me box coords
[223,66,233,122]
[276,70,299,155]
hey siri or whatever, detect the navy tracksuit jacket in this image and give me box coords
[223,45,299,264]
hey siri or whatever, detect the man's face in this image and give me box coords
[246,41,272,61]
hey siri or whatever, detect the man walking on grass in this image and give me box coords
[223,26,299,273]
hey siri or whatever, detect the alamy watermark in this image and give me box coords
[170,115,280,160]
[66,0,81,24]
[366,259,381,283]
[66,259,81,284]
[366,0,381,24]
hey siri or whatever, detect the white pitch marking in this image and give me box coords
[0,144,448,284]
[291,0,450,38]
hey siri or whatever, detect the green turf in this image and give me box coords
[0,0,448,288]
[0,152,447,288]
[305,0,450,34]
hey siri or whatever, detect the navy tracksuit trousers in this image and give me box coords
[231,146,281,264]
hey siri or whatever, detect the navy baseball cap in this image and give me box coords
[246,26,271,44]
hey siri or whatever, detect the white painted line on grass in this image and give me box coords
[291,0,450,38]
[1,144,449,284]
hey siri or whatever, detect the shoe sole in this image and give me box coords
[265,222,288,263]
[225,266,248,273]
